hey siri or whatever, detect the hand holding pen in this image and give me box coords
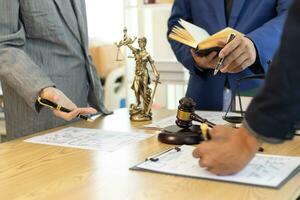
[192,125,264,175]
[214,33,236,76]
[38,87,99,122]
[199,122,264,152]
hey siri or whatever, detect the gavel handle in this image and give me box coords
[190,113,216,128]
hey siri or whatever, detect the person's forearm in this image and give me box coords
[244,0,300,141]
[238,125,263,154]
[0,47,55,110]
[0,0,55,111]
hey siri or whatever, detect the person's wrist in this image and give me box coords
[39,87,59,102]
[193,58,211,69]
[190,49,213,71]
[193,60,212,71]
[196,64,210,70]
[239,126,262,154]
[244,37,257,65]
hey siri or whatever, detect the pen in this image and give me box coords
[146,146,181,162]
[200,123,211,141]
[200,122,264,152]
[37,97,102,122]
[213,33,236,76]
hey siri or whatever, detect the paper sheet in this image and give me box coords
[144,111,240,129]
[25,127,152,152]
[132,145,300,188]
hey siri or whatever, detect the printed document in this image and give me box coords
[25,127,152,152]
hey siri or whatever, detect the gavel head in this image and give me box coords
[176,97,196,129]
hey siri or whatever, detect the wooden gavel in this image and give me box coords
[176,97,215,129]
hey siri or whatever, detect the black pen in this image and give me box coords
[213,33,236,76]
[37,97,102,122]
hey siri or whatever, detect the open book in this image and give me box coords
[169,19,243,56]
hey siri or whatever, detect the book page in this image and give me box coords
[24,127,152,152]
[144,111,240,129]
[134,145,300,188]
[179,19,210,43]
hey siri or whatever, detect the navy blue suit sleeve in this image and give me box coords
[244,0,300,142]
[167,0,204,74]
[246,0,291,74]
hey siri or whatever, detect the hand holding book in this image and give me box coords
[169,19,257,73]
[190,50,219,70]
[168,19,243,56]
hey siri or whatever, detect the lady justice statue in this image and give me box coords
[116,27,160,121]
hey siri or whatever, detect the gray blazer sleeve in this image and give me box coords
[0,0,55,111]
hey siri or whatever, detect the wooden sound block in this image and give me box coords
[158,125,204,145]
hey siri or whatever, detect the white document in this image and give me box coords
[25,127,152,152]
[144,111,240,129]
[132,145,300,188]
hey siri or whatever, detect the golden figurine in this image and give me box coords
[116,27,160,121]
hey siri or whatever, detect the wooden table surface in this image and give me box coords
[1,108,300,200]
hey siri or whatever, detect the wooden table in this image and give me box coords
[1,108,300,200]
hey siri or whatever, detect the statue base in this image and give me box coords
[158,125,204,145]
[129,104,152,121]
[130,113,152,121]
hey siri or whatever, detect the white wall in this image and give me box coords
[85,0,188,110]
[85,0,124,44]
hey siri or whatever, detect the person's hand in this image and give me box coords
[191,49,219,70]
[192,125,262,175]
[40,87,97,121]
[219,36,257,73]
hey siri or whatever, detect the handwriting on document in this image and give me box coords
[136,145,300,188]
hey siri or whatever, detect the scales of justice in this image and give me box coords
[115,27,160,121]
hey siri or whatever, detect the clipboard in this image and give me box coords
[130,145,300,188]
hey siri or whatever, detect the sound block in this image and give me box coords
[158,125,204,145]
